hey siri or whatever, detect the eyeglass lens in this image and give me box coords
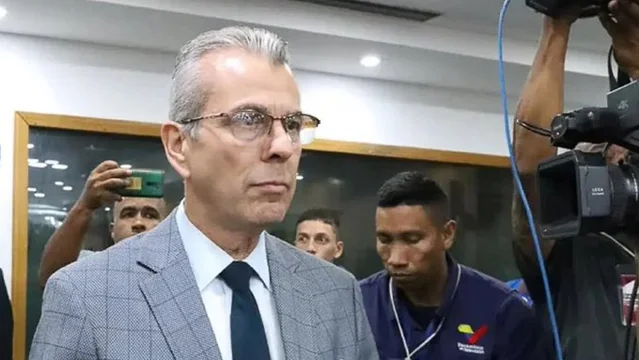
[229,110,318,145]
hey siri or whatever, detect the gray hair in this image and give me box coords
[169,26,291,137]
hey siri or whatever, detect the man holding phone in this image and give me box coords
[38,160,167,287]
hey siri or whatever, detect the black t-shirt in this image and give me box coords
[514,235,635,360]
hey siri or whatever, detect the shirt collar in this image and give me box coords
[176,200,271,292]
[387,253,460,321]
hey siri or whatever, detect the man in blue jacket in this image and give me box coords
[360,171,546,359]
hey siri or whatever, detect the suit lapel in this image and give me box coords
[265,234,318,359]
[137,212,222,360]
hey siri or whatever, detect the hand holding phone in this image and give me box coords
[117,169,165,198]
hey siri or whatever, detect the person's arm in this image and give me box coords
[512,16,574,264]
[38,161,131,288]
[600,0,639,81]
[493,295,548,360]
[30,271,97,359]
[38,203,95,288]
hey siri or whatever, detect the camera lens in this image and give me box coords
[609,164,639,231]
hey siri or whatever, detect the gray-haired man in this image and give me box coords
[30,27,377,360]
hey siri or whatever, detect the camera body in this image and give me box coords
[525,0,606,18]
[537,80,639,239]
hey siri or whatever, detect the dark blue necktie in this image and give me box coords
[219,261,271,360]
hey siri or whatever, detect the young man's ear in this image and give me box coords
[442,220,457,250]
[334,241,344,260]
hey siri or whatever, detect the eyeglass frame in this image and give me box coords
[175,108,321,144]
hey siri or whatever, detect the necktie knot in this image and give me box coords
[220,261,254,293]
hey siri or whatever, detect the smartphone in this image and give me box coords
[117,169,165,198]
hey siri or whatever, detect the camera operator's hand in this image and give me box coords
[600,0,639,79]
[76,160,132,211]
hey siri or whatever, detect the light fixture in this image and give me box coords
[54,181,64,186]
[105,207,111,212]
[62,207,68,211]
[328,177,343,185]
[296,174,304,181]
[27,143,34,149]
[51,164,68,170]
[45,160,59,165]
[62,186,73,191]
[360,55,381,68]
[0,6,7,19]
[27,187,36,192]
[34,192,45,198]
[29,162,47,169]
[120,164,132,169]
[28,158,38,163]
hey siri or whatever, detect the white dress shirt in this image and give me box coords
[176,202,285,360]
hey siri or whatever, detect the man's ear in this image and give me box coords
[334,240,344,259]
[442,220,456,250]
[161,122,190,179]
[109,222,115,241]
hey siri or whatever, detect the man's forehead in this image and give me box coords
[297,220,336,234]
[198,49,300,113]
[115,197,165,211]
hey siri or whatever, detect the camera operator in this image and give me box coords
[512,1,639,359]
[38,160,167,288]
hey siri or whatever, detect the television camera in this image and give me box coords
[535,80,639,238]
[525,0,606,18]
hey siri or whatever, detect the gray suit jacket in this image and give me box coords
[30,212,378,360]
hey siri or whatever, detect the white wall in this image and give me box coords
[0,33,575,294]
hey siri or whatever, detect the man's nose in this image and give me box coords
[306,242,317,254]
[131,217,147,233]
[263,120,295,161]
[386,246,409,268]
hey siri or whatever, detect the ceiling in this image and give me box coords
[0,0,613,106]
[368,0,610,50]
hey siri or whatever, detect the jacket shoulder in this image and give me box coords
[267,234,356,288]
[50,234,147,290]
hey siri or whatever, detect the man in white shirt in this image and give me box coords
[177,202,285,359]
[31,26,377,360]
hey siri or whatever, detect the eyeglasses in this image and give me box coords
[177,109,321,145]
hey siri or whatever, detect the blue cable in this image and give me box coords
[497,1,564,360]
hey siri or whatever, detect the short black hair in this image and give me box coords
[295,208,341,240]
[296,208,341,228]
[377,171,450,224]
